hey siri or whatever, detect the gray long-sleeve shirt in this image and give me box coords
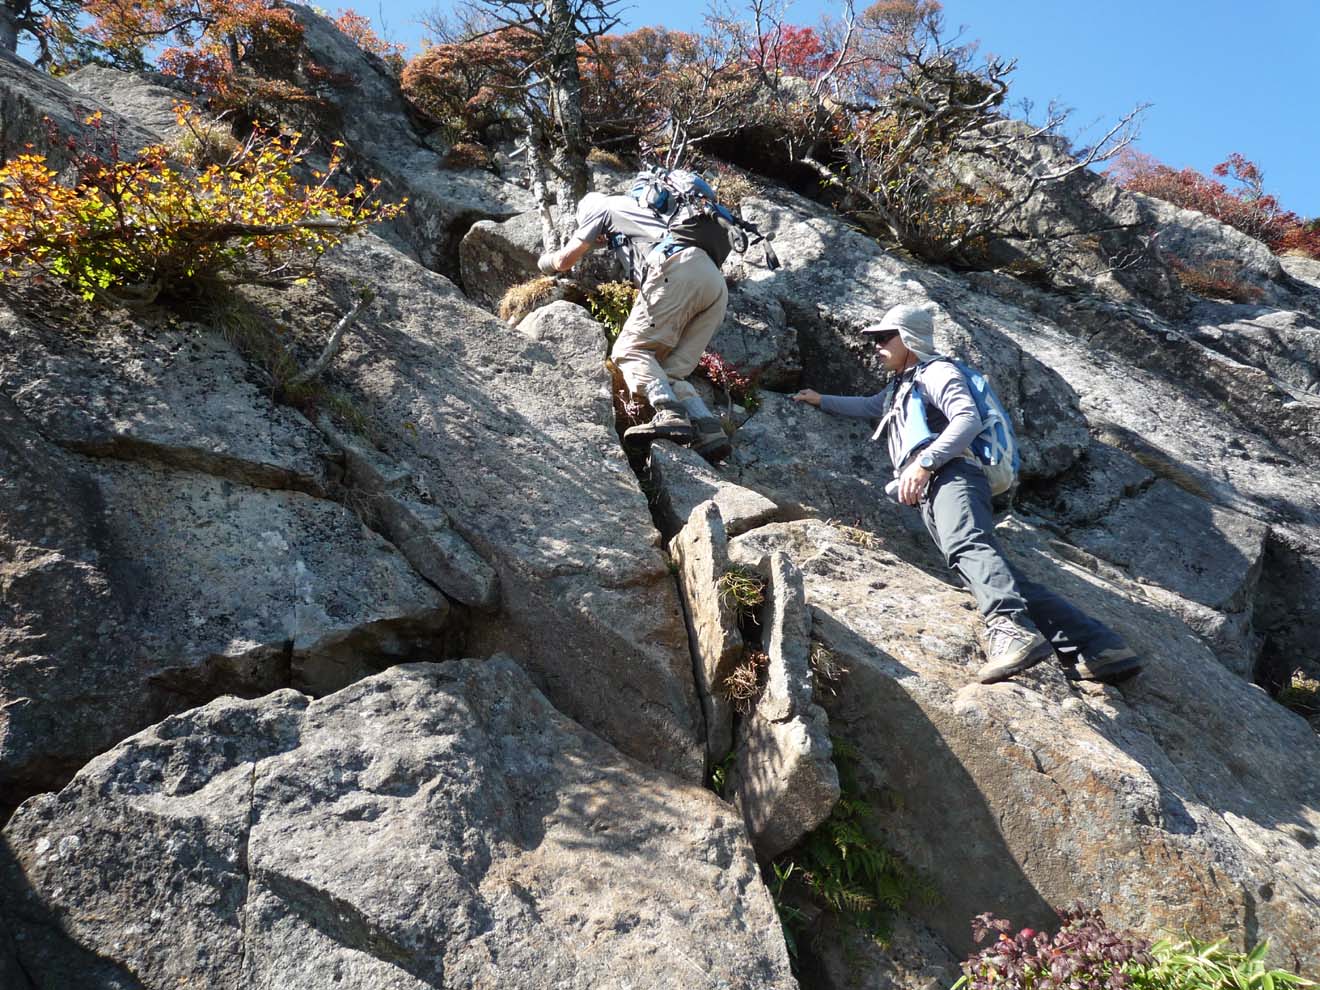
[819,358,982,476]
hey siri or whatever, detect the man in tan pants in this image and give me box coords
[538,192,731,462]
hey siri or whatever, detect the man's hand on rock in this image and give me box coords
[898,461,932,506]
[537,251,561,276]
[792,389,821,406]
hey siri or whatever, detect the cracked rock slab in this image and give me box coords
[648,441,781,543]
[0,307,335,495]
[2,659,797,990]
[735,517,1320,969]
[671,501,743,763]
[725,550,838,860]
[1,395,448,813]
[314,240,704,782]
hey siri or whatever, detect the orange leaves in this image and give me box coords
[0,107,405,304]
[333,9,405,71]
[401,28,539,128]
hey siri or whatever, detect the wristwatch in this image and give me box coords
[919,453,936,471]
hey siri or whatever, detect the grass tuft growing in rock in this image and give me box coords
[718,565,766,621]
[587,280,637,346]
[723,648,769,715]
[497,276,586,325]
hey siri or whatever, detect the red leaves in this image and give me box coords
[760,25,832,77]
[1108,147,1317,259]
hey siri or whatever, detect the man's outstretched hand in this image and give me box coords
[537,252,560,275]
[791,389,821,406]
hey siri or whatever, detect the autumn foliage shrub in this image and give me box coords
[1109,149,1319,260]
[698,350,760,411]
[84,0,313,111]
[401,29,537,137]
[0,107,404,304]
[1167,259,1264,304]
[333,9,406,75]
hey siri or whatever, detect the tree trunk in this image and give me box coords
[545,0,590,230]
[526,119,560,252]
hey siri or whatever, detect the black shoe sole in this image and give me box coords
[623,425,695,445]
[1065,657,1143,684]
[977,640,1053,684]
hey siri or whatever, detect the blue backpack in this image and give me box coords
[879,357,1021,495]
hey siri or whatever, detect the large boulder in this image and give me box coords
[2,659,797,989]
[730,518,1320,970]
[0,50,161,166]
[0,386,448,816]
[306,245,705,781]
[458,209,545,311]
[1129,190,1287,302]
[948,123,1185,313]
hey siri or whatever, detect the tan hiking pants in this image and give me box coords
[611,247,728,405]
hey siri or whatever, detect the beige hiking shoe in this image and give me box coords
[978,614,1052,684]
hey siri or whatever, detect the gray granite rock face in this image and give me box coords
[311,246,705,781]
[648,441,782,542]
[1064,479,1270,677]
[288,6,533,278]
[671,501,742,763]
[0,390,449,815]
[1186,301,1320,395]
[2,660,797,990]
[63,64,192,142]
[1130,190,1287,301]
[730,518,1320,970]
[724,550,839,860]
[0,306,335,495]
[0,51,161,167]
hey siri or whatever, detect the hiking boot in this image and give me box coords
[977,614,1052,684]
[624,406,694,445]
[691,416,732,464]
[1066,646,1143,684]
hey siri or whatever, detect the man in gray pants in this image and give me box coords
[538,192,731,462]
[793,303,1141,684]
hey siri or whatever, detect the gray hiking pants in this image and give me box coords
[920,459,1123,657]
[612,246,727,406]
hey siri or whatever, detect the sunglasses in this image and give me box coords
[866,330,901,345]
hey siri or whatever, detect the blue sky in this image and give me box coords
[366,0,1319,218]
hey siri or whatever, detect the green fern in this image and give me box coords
[769,737,936,962]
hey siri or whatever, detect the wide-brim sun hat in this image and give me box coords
[860,303,937,360]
